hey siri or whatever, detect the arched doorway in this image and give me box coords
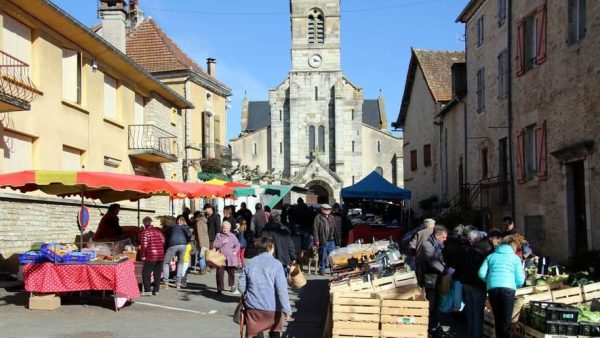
[306,180,334,205]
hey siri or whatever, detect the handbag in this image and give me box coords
[205,249,226,268]
[424,273,438,289]
[233,293,246,338]
[288,264,307,289]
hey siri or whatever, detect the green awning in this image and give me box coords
[233,187,256,198]
[261,184,293,208]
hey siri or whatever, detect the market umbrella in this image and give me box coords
[0,170,172,203]
[204,178,229,186]
[166,181,234,199]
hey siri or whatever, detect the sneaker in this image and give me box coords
[231,288,240,295]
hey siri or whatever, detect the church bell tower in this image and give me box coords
[290,0,341,72]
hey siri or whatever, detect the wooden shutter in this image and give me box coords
[536,2,547,65]
[536,120,548,181]
[516,20,525,76]
[516,129,525,183]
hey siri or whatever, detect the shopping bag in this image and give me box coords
[233,294,245,324]
[288,264,307,288]
[205,250,226,268]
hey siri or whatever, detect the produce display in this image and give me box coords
[18,239,134,265]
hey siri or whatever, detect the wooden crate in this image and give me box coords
[376,284,423,301]
[582,282,600,302]
[332,292,380,338]
[513,322,578,338]
[522,291,553,303]
[379,297,429,338]
[552,287,583,305]
[372,271,417,293]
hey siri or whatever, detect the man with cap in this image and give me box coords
[313,204,339,275]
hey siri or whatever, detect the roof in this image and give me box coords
[362,99,381,129]
[245,101,271,131]
[126,18,228,89]
[393,48,465,128]
[457,0,485,23]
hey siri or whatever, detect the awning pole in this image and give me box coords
[137,200,141,228]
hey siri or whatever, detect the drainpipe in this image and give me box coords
[507,0,515,221]
[183,76,191,183]
[463,25,469,185]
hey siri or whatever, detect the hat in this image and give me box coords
[321,204,332,209]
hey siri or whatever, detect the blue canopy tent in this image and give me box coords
[341,171,411,200]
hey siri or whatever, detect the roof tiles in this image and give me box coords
[413,49,465,102]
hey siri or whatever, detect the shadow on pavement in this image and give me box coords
[283,279,329,338]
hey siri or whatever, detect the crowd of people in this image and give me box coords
[405,217,527,338]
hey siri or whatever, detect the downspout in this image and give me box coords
[507,0,515,220]
[183,76,191,183]
[463,24,469,185]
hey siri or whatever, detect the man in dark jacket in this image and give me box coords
[416,225,450,330]
[313,204,339,275]
[237,202,253,228]
[251,203,268,235]
[162,215,191,288]
[460,229,503,338]
[204,204,221,249]
[261,213,296,274]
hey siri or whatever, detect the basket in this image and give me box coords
[288,264,307,289]
[205,250,226,268]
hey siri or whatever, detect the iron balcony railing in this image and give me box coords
[128,124,178,160]
[0,51,38,106]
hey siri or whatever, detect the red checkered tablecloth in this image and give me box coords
[23,260,140,300]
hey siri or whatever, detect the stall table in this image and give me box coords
[23,260,140,310]
[347,224,404,244]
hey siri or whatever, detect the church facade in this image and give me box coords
[230,0,403,203]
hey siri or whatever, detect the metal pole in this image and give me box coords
[137,200,141,228]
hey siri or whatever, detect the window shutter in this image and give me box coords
[516,129,525,183]
[536,2,547,65]
[516,20,525,76]
[536,120,548,181]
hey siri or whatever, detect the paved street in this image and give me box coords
[0,270,329,338]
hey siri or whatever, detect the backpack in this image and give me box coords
[400,224,425,255]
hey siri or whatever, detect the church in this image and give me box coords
[230,0,403,204]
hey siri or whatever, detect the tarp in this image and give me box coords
[233,187,256,198]
[341,171,411,200]
[261,184,294,209]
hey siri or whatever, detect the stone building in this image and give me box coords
[0,0,193,268]
[392,49,464,218]
[230,0,403,203]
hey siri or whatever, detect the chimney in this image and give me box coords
[207,58,216,77]
[98,0,128,53]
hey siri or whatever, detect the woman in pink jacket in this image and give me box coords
[213,221,240,294]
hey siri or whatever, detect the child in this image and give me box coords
[234,219,248,268]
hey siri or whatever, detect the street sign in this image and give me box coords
[77,205,90,231]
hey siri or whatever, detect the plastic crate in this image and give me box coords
[578,321,600,337]
[61,252,91,264]
[544,321,579,336]
[529,301,579,321]
[18,251,46,264]
[40,244,66,263]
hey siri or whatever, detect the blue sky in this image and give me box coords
[51,0,467,142]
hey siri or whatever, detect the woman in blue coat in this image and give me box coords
[478,235,525,338]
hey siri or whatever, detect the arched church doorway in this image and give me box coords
[306,180,334,205]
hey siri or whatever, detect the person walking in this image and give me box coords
[238,237,292,338]
[261,213,295,275]
[478,234,526,338]
[213,221,240,294]
[139,216,165,296]
[205,204,221,250]
[162,215,191,289]
[313,204,339,275]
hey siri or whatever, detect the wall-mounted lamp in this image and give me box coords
[91,59,98,72]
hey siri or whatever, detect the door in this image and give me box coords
[567,160,588,256]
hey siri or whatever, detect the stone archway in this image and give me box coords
[306,180,334,205]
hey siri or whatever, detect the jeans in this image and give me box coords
[318,240,336,273]
[463,284,487,338]
[142,261,162,293]
[425,286,440,329]
[162,244,187,284]
[488,287,516,338]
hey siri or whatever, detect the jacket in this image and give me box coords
[92,212,122,241]
[443,235,469,270]
[140,225,165,262]
[195,216,210,249]
[409,227,433,256]
[313,213,339,245]
[207,213,221,241]
[165,224,191,248]
[261,222,296,266]
[478,244,526,291]
[459,237,494,290]
[416,235,446,286]
[213,232,240,267]
[251,209,268,235]
[238,252,292,315]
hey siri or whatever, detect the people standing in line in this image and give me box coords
[139,216,165,296]
[261,212,296,275]
[238,237,292,338]
[92,203,123,241]
[459,229,503,338]
[409,218,436,257]
[478,234,526,338]
[238,202,253,228]
[251,203,268,236]
[162,215,191,289]
[234,219,248,268]
[205,204,221,250]
[223,206,236,230]
[416,225,451,330]
[313,204,339,275]
[213,221,240,295]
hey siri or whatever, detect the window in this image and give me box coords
[525,215,545,248]
[308,126,316,152]
[351,109,355,120]
[423,144,431,167]
[481,147,489,179]
[206,93,212,102]
[252,143,257,156]
[476,67,485,113]
[497,49,509,99]
[103,75,117,119]
[524,124,537,180]
[376,141,381,153]
[103,156,121,173]
[517,6,547,76]
[316,14,324,43]
[308,10,325,44]
[279,110,282,121]
[2,131,33,172]
[279,142,283,154]
[351,141,355,153]
[62,49,82,103]
[2,15,32,77]
[498,0,506,26]
[62,146,82,170]
[134,93,144,125]
[171,107,178,126]
[568,0,586,44]
[410,150,417,171]
[476,16,484,47]
[318,125,325,152]
[516,121,547,183]
[315,86,318,101]
[214,116,221,144]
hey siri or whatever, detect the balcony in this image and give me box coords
[0,51,39,112]
[128,124,178,163]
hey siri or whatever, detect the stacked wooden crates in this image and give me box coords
[331,292,381,338]
[379,296,429,338]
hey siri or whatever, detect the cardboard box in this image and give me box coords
[29,294,61,310]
